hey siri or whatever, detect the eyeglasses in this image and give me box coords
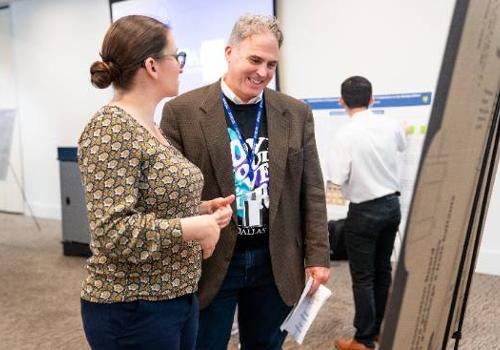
[142,51,186,69]
[141,51,187,69]
[163,51,186,69]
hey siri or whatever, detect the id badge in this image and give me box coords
[243,192,263,227]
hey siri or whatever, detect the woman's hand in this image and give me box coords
[181,195,234,259]
[180,215,220,259]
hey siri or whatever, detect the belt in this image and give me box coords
[378,191,400,200]
[351,191,400,206]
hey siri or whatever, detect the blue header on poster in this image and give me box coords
[303,92,432,110]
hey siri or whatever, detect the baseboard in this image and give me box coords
[475,249,500,276]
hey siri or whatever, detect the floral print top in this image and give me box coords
[78,105,204,303]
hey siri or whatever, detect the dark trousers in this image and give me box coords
[344,194,401,348]
[81,293,198,350]
[196,247,292,350]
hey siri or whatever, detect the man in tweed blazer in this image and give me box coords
[160,15,330,350]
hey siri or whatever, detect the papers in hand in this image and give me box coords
[280,277,333,344]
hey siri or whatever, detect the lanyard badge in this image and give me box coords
[222,93,264,181]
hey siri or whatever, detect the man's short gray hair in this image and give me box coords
[228,14,283,47]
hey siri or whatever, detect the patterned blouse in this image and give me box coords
[78,105,204,303]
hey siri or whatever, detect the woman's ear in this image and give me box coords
[144,57,157,75]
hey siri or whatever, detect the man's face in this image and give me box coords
[224,31,279,102]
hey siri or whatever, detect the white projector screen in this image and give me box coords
[109,0,277,96]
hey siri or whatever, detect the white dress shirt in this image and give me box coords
[328,109,407,204]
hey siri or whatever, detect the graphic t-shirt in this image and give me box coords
[223,97,269,251]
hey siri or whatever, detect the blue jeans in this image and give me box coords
[345,194,401,348]
[196,247,292,350]
[81,294,198,350]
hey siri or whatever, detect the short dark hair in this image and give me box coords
[341,76,372,108]
[90,15,170,90]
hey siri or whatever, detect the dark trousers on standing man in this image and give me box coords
[196,247,292,350]
[344,193,401,348]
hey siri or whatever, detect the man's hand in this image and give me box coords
[212,205,233,229]
[305,266,330,296]
[199,195,235,214]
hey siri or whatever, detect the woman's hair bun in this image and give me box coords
[90,60,120,89]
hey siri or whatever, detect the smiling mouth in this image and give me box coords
[248,77,263,86]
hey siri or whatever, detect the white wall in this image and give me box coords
[477,173,500,276]
[277,0,456,98]
[10,0,111,218]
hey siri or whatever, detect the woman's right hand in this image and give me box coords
[180,215,220,259]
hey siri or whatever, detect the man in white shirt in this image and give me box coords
[329,76,406,350]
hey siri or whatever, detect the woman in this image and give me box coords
[78,15,234,350]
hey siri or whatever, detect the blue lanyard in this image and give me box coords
[221,93,264,181]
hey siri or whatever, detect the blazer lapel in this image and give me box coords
[266,89,290,230]
[199,83,238,224]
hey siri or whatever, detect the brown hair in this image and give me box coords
[90,15,170,90]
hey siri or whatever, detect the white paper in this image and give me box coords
[280,277,333,344]
[247,196,261,226]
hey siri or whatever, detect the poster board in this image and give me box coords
[307,92,432,242]
[0,109,15,180]
[381,0,500,348]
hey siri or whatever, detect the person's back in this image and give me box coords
[335,110,406,203]
[331,76,406,350]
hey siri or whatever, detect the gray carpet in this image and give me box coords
[1,213,499,350]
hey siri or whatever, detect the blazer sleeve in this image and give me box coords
[78,116,184,261]
[301,107,331,268]
[160,102,184,153]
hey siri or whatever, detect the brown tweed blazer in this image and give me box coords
[160,81,330,309]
